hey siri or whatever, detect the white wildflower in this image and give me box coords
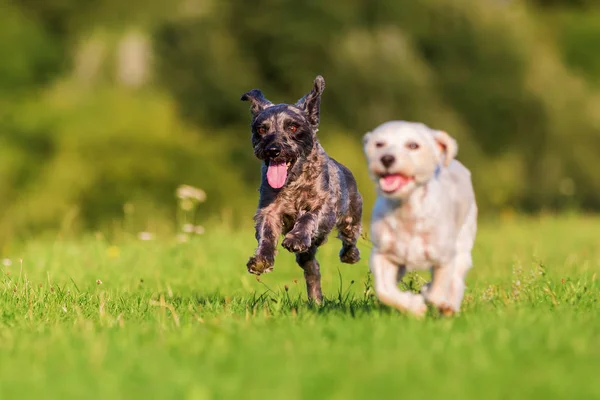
[176,185,206,202]
[138,232,155,241]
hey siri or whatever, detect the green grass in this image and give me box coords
[0,215,598,399]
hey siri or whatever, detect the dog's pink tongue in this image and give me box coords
[266,161,288,189]
[380,174,411,193]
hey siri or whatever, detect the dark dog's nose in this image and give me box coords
[380,154,395,168]
[265,146,281,159]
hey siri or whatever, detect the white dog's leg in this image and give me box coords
[370,252,427,316]
[448,203,477,312]
[423,263,455,315]
[447,254,471,312]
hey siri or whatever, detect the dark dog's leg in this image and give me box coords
[338,193,362,264]
[290,213,334,303]
[281,212,319,254]
[247,210,281,275]
[296,244,323,303]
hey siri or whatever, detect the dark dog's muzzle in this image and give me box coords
[265,145,281,159]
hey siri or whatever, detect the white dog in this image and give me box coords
[363,121,477,317]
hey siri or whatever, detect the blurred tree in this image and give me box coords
[0,1,64,93]
[0,84,256,241]
[0,0,599,241]
[154,0,600,213]
[528,0,594,8]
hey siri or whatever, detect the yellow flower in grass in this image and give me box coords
[106,246,120,259]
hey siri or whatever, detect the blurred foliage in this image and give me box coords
[0,1,64,94]
[543,10,600,87]
[0,0,599,240]
[528,0,595,7]
[0,83,254,242]
[155,0,600,210]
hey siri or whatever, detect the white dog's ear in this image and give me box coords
[362,131,372,147]
[432,130,457,167]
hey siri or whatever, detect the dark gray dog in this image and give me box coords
[240,76,362,303]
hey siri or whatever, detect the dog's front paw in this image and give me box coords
[282,233,310,254]
[407,294,428,317]
[247,255,274,275]
[438,305,456,317]
[339,245,360,264]
[423,292,455,317]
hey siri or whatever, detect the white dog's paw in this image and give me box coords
[423,292,455,316]
[433,299,456,316]
[407,294,427,317]
[438,304,456,316]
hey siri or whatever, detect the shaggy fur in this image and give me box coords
[363,121,477,317]
[241,76,362,303]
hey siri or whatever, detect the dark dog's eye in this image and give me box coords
[375,142,385,148]
[406,142,420,150]
[258,127,267,135]
[288,124,298,133]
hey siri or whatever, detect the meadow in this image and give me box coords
[0,214,597,399]
[2,1,600,398]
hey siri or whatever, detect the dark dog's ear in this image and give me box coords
[240,89,273,116]
[295,75,326,127]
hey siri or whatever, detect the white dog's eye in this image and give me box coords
[375,141,385,148]
[406,142,420,150]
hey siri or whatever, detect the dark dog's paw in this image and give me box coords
[282,233,310,254]
[247,255,274,275]
[340,245,360,264]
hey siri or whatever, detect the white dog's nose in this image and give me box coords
[380,154,395,168]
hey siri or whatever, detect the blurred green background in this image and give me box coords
[1,0,599,242]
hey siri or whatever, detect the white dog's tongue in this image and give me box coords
[380,174,411,193]
[267,161,287,188]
